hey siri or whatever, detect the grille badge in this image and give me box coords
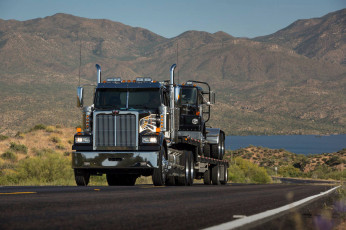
[112,110,119,116]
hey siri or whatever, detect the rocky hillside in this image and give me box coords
[255,9,346,65]
[0,10,345,136]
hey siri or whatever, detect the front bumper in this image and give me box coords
[72,151,160,169]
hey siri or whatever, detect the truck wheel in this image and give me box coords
[74,169,90,186]
[177,151,190,186]
[188,152,194,186]
[220,132,225,160]
[211,135,225,159]
[212,165,221,185]
[203,170,211,185]
[204,144,211,158]
[220,166,228,185]
[153,149,167,186]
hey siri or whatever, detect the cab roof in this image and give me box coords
[97,82,162,89]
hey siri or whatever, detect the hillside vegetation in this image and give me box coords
[0,10,345,136]
[0,125,343,185]
[226,146,345,180]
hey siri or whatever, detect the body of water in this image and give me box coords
[225,134,346,155]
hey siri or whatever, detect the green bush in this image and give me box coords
[50,136,61,144]
[29,124,47,132]
[33,148,55,157]
[229,157,272,184]
[14,153,74,184]
[10,142,28,154]
[0,135,9,141]
[278,165,302,177]
[56,144,65,150]
[1,150,18,162]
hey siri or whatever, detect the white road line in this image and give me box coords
[203,185,341,230]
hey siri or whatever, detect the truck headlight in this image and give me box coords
[192,118,199,125]
[75,136,91,144]
[142,136,158,144]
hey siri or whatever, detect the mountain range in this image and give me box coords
[0,9,345,135]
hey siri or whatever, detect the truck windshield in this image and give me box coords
[181,88,197,105]
[94,88,161,110]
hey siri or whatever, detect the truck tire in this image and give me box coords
[220,165,228,185]
[204,144,211,158]
[188,152,194,186]
[220,132,225,160]
[211,133,225,160]
[177,151,191,186]
[211,165,221,185]
[153,149,167,186]
[74,169,90,186]
[203,170,211,185]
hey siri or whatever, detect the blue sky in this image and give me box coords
[0,0,345,38]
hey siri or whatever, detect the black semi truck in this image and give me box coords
[72,64,228,186]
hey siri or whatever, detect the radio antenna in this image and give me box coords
[176,42,179,84]
[78,37,82,87]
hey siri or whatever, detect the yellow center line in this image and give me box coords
[0,192,37,195]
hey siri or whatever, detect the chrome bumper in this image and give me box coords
[72,151,159,168]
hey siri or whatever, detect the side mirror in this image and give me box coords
[209,91,215,105]
[174,86,182,106]
[77,87,84,108]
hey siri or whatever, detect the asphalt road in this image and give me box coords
[0,184,336,230]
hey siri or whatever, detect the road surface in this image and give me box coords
[0,184,337,230]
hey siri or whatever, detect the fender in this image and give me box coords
[206,128,224,145]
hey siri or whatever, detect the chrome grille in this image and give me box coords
[95,113,137,149]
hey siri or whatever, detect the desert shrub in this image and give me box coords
[29,124,47,132]
[0,135,9,141]
[45,126,55,133]
[56,144,65,150]
[10,142,28,154]
[33,148,55,157]
[310,165,345,180]
[228,164,247,183]
[14,153,74,184]
[1,150,18,162]
[278,165,302,177]
[50,136,61,144]
[15,132,25,139]
[325,156,342,166]
[230,157,272,184]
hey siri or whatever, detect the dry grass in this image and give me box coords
[0,125,75,161]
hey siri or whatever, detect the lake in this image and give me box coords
[225,134,346,155]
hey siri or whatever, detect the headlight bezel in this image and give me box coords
[141,136,158,144]
[74,136,92,144]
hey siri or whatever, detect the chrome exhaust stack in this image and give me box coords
[170,64,177,143]
[96,64,101,84]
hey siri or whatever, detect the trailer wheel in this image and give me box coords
[188,152,194,186]
[204,144,211,158]
[153,149,167,186]
[212,165,221,185]
[220,166,228,185]
[177,151,190,186]
[74,169,90,186]
[211,133,225,160]
[203,170,211,185]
